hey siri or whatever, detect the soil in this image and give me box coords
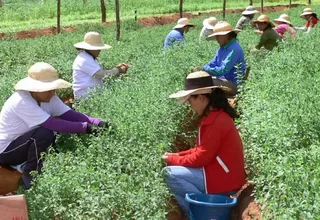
[0,4,302,40]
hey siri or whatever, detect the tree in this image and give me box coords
[100,0,106,23]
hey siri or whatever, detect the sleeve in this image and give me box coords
[203,48,237,76]
[93,68,120,80]
[41,117,88,133]
[81,58,102,77]
[256,31,269,49]
[13,99,51,128]
[235,17,245,30]
[59,109,102,126]
[273,24,286,36]
[167,124,221,167]
[47,95,71,117]
[178,148,197,156]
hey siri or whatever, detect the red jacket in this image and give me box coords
[167,109,245,194]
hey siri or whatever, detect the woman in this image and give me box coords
[0,62,110,189]
[273,14,296,38]
[202,21,246,96]
[253,14,281,51]
[199,17,218,40]
[162,71,246,216]
[295,8,318,33]
[73,32,128,99]
[235,6,259,30]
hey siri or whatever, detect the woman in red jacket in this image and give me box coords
[162,71,246,215]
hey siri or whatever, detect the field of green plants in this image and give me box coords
[0,0,314,32]
[1,4,320,219]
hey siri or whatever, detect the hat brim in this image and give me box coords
[169,86,230,104]
[173,24,195,29]
[74,42,112,50]
[274,18,291,25]
[300,12,313,17]
[242,10,259,15]
[15,77,72,92]
[207,29,241,40]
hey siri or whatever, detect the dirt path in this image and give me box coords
[0,4,302,40]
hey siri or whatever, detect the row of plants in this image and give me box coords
[0,5,318,218]
[0,0,306,32]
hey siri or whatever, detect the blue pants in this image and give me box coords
[163,166,205,215]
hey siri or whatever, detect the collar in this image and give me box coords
[223,38,236,49]
[201,109,224,126]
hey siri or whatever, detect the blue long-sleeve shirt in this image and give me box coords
[202,39,246,85]
[163,30,186,49]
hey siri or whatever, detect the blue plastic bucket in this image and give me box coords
[185,193,237,220]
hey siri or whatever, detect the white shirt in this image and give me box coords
[199,27,213,40]
[72,51,103,98]
[0,91,70,153]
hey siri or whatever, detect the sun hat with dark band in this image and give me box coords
[300,8,315,17]
[242,6,259,15]
[14,62,72,92]
[252,14,275,27]
[207,21,241,40]
[274,14,291,25]
[74,32,112,50]
[169,71,230,104]
[173,18,195,29]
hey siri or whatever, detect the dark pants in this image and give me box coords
[0,127,55,173]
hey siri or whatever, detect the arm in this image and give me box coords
[59,109,102,126]
[41,116,88,133]
[256,31,269,50]
[178,147,197,156]
[93,68,120,80]
[203,49,237,76]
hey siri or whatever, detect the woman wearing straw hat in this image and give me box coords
[202,21,246,96]
[273,14,296,38]
[164,18,195,49]
[199,17,218,40]
[235,6,259,30]
[295,8,318,33]
[162,71,245,216]
[0,62,111,189]
[73,32,129,99]
[253,14,281,51]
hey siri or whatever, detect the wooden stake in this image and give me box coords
[115,0,120,41]
[223,0,226,20]
[100,0,106,23]
[179,0,183,18]
[261,0,264,13]
[57,0,61,33]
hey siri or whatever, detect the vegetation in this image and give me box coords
[1,4,320,219]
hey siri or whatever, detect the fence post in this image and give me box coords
[308,0,311,4]
[223,0,226,20]
[289,0,291,8]
[261,0,264,13]
[57,0,61,33]
[115,0,120,41]
[249,0,253,6]
[179,0,183,18]
[100,0,106,23]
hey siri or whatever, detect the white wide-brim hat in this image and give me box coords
[274,14,291,25]
[207,21,241,40]
[169,71,229,104]
[173,17,195,29]
[242,6,259,15]
[300,8,314,17]
[14,62,71,92]
[203,17,218,29]
[74,31,112,50]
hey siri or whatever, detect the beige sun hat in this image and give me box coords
[300,8,314,17]
[173,18,195,29]
[253,14,275,27]
[207,21,241,40]
[274,14,291,25]
[14,62,71,92]
[169,71,229,104]
[242,6,259,15]
[74,32,112,50]
[203,17,218,29]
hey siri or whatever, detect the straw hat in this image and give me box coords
[173,18,195,29]
[74,32,112,50]
[207,21,241,40]
[274,14,291,25]
[242,6,259,15]
[253,14,275,27]
[203,17,218,29]
[169,71,229,104]
[300,8,314,17]
[14,62,71,92]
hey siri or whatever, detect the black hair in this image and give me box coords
[312,13,318,19]
[228,31,238,39]
[84,50,97,60]
[192,88,238,119]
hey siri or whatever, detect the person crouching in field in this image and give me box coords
[235,6,259,30]
[0,62,111,189]
[273,14,296,38]
[199,17,218,41]
[72,32,129,99]
[162,71,246,217]
[295,8,318,33]
[163,18,195,49]
[253,15,281,51]
[202,21,246,96]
